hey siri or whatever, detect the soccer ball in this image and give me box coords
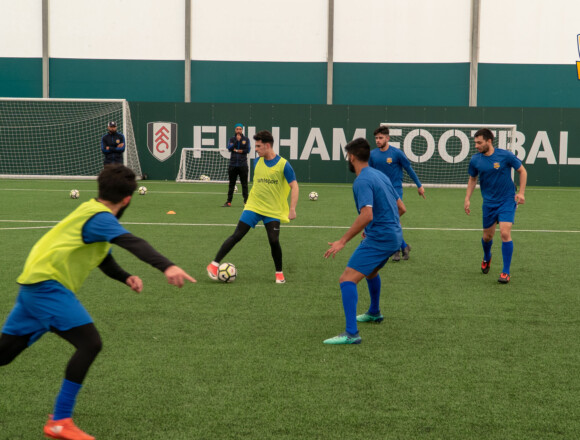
[233,184,238,193]
[70,189,80,199]
[309,191,318,201]
[138,186,147,195]
[200,175,210,181]
[217,262,237,283]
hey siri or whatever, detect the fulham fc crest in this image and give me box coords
[147,122,178,162]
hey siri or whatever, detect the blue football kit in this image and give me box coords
[369,146,422,198]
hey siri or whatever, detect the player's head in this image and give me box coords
[108,121,117,133]
[373,125,390,148]
[98,164,137,204]
[345,138,370,173]
[253,130,275,157]
[234,123,244,135]
[474,128,494,154]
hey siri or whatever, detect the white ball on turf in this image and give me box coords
[138,186,147,195]
[70,189,80,199]
[200,175,210,181]
[309,191,318,201]
[217,262,237,283]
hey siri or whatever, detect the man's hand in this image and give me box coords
[288,207,297,220]
[464,199,471,215]
[515,193,525,205]
[164,265,196,287]
[325,239,346,259]
[418,186,426,199]
[126,275,143,293]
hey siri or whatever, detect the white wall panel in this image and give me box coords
[480,0,580,64]
[49,0,185,60]
[334,0,472,63]
[191,0,328,62]
[0,0,42,57]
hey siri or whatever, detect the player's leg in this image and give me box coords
[239,166,249,204]
[481,204,498,274]
[224,166,237,206]
[357,267,385,323]
[0,332,32,366]
[207,220,252,279]
[264,220,286,283]
[496,200,517,283]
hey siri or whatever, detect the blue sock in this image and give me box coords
[53,379,83,421]
[502,241,514,274]
[340,281,358,335]
[482,238,493,262]
[401,238,407,251]
[366,275,381,315]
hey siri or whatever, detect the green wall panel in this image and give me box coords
[0,58,42,97]
[130,102,580,187]
[333,62,471,106]
[50,59,184,102]
[190,61,327,104]
[478,63,580,108]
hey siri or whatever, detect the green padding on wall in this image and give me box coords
[50,59,184,102]
[0,58,42,98]
[333,62,470,106]
[478,63,580,108]
[190,61,327,104]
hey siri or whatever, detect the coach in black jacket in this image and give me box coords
[223,123,250,207]
[101,121,126,165]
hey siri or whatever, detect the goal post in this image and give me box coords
[176,148,251,183]
[382,123,517,188]
[0,98,142,179]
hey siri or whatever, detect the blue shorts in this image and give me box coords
[240,210,279,228]
[1,281,93,345]
[482,199,517,229]
[347,239,401,277]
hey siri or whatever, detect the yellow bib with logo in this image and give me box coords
[244,156,291,223]
[17,199,113,293]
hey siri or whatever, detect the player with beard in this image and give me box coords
[465,128,527,283]
[0,164,195,440]
[323,138,406,345]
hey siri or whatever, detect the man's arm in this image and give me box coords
[101,135,109,153]
[515,165,527,204]
[464,176,478,215]
[98,253,143,293]
[115,133,125,152]
[325,206,373,259]
[397,198,406,217]
[288,180,299,220]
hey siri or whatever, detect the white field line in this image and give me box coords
[0,219,578,234]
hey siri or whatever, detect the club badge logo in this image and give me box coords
[147,122,178,162]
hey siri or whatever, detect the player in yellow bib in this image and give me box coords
[0,165,195,440]
[207,130,299,284]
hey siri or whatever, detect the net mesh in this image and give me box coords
[0,99,142,179]
[176,148,249,183]
[384,123,517,188]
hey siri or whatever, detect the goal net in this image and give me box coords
[176,148,251,183]
[0,98,142,179]
[383,123,517,188]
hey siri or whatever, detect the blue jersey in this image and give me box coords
[352,167,402,248]
[468,148,522,205]
[82,211,130,244]
[369,146,421,191]
[253,155,297,184]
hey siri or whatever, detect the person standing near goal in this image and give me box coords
[223,123,250,207]
[208,130,299,284]
[369,125,425,261]
[0,165,195,440]
[323,138,406,345]
[100,121,125,166]
[464,128,527,284]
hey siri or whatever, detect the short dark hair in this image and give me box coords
[253,130,274,145]
[345,138,370,162]
[373,125,390,136]
[474,128,494,142]
[98,164,137,203]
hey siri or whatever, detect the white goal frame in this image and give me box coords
[0,98,142,180]
[176,147,251,183]
[382,123,517,188]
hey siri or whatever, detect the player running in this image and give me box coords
[324,138,406,345]
[0,165,195,440]
[464,128,527,283]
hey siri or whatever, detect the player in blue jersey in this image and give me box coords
[323,138,406,345]
[369,125,425,261]
[464,128,527,284]
[0,165,195,440]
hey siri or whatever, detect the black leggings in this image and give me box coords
[0,323,102,384]
[215,220,283,271]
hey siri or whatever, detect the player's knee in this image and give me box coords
[82,335,103,358]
